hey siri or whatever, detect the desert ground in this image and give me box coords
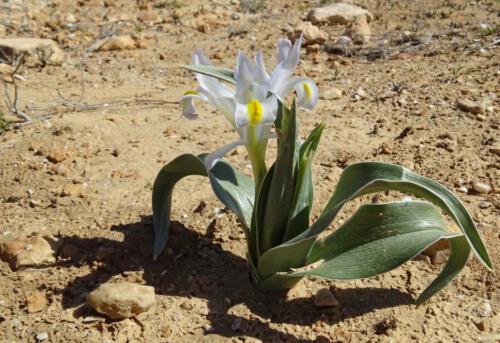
[0,0,498,342]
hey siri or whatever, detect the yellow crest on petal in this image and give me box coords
[247,99,263,125]
[184,90,198,95]
[302,82,312,100]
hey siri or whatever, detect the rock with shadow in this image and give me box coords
[56,216,413,342]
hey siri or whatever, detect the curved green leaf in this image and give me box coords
[254,272,302,292]
[209,159,255,229]
[152,154,254,259]
[152,154,207,259]
[416,235,470,305]
[284,162,491,270]
[292,201,459,279]
[257,231,313,280]
[181,64,235,84]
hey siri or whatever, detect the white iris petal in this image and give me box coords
[180,91,207,119]
[280,77,319,111]
[235,95,278,129]
[204,139,244,170]
[180,35,318,173]
[192,50,233,98]
[276,38,292,63]
[254,52,270,84]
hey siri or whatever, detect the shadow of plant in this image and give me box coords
[57,217,413,342]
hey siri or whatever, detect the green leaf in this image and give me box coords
[210,159,255,229]
[282,123,325,242]
[294,162,492,270]
[152,154,207,259]
[257,230,313,280]
[152,154,254,259]
[250,164,275,263]
[293,201,459,280]
[260,102,298,253]
[416,235,470,305]
[181,64,236,84]
[256,161,491,290]
[254,272,303,292]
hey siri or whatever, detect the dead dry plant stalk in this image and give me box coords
[1,52,32,123]
[1,27,177,124]
[40,30,178,117]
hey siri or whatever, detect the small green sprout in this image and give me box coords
[152,37,492,305]
[0,111,11,135]
[479,24,498,37]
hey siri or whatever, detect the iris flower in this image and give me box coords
[180,35,318,185]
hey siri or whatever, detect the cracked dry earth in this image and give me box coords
[0,0,498,342]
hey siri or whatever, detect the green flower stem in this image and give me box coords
[245,125,268,191]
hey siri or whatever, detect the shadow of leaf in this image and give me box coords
[54,217,412,341]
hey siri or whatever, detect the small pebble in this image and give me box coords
[36,332,48,341]
[473,182,491,194]
[314,288,340,307]
[477,301,492,317]
[353,88,367,101]
[11,318,21,329]
[231,318,242,331]
[456,99,485,115]
[46,149,67,164]
[180,301,193,310]
[478,202,490,209]
[320,87,342,100]
[489,147,500,156]
[458,186,468,194]
[475,320,489,332]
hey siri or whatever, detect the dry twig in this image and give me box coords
[1,52,32,123]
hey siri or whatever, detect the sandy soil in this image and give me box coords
[0,0,498,342]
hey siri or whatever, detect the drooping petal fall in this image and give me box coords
[204,139,244,170]
[279,77,319,111]
[180,90,208,120]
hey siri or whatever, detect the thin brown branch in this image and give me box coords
[1,52,31,123]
